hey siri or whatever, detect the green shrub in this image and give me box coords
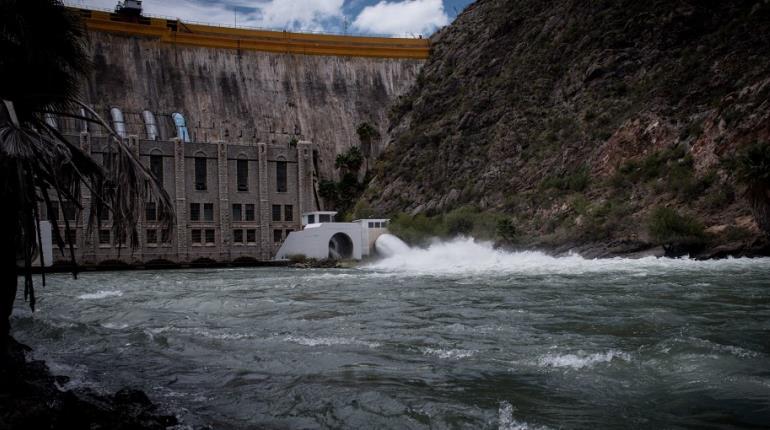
[541,166,590,192]
[734,141,770,233]
[648,207,707,245]
[443,206,477,236]
[496,218,517,243]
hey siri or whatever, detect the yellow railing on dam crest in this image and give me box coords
[72,8,431,59]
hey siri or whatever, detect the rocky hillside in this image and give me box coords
[360,0,770,257]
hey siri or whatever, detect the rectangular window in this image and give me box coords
[276,160,287,192]
[307,214,315,224]
[64,229,77,246]
[145,202,157,221]
[245,204,255,221]
[368,222,375,228]
[62,201,77,221]
[232,204,242,222]
[204,229,215,244]
[146,229,157,244]
[246,229,256,243]
[49,201,59,222]
[189,203,200,221]
[236,159,248,191]
[161,229,172,244]
[97,203,109,221]
[103,152,117,171]
[272,205,281,222]
[99,229,110,245]
[194,157,207,190]
[319,214,331,223]
[150,154,163,184]
[203,203,214,221]
[284,205,293,222]
[191,229,202,244]
[273,229,282,243]
[233,229,243,244]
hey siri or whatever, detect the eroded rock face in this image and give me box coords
[82,31,423,179]
[364,0,770,252]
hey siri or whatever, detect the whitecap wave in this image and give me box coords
[77,290,123,300]
[365,237,770,276]
[421,347,477,359]
[282,335,380,348]
[537,350,631,369]
[498,401,548,430]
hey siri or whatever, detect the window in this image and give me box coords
[103,152,117,171]
[273,229,282,243]
[145,202,157,221]
[48,201,59,222]
[307,214,315,224]
[98,203,109,221]
[194,157,207,190]
[236,159,248,191]
[161,229,171,244]
[110,107,126,138]
[205,229,215,244]
[189,203,200,221]
[246,229,256,243]
[142,110,159,140]
[319,214,331,223]
[245,204,255,221]
[150,154,163,183]
[272,205,281,222]
[62,202,77,221]
[203,203,214,221]
[191,229,202,244]
[172,112,191,143]
[64,229,77,246]
[276,160,287,192]
[232,204,242,221]
[368,222,375,228]
[284,205,293,222]
[233,229,243,244]
[44,113,58,130]
[146,229,157,244]
[99,229,110,245]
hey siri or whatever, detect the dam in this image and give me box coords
[43,5,428,267]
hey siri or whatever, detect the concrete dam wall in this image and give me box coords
[79,11,426,180]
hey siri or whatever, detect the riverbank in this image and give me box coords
[0,337,178,429]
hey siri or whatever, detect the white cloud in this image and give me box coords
[66,0,345,32]
[352,0,449,36]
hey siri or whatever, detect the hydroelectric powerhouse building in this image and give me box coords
[42,6,428,267]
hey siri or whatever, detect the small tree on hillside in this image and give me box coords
[734,141,770,234]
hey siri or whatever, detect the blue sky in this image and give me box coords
[66,0,475,36]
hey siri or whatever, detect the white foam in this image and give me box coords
[282,335,380,348]
[101,322,129,330]
[498,401,548,430]
[537,350,631,369]
[365,236,770,276]
[77,290,123,300]
[375,233,411,258]
[420,347,477,359]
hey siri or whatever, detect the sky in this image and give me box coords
[65,0,475,37]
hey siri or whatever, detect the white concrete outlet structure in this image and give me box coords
[274,212,390,260]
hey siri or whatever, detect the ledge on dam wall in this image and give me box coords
[77,7,426,180]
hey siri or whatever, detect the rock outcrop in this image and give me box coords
[363,0,770,256]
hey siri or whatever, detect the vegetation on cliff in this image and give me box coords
[362,0,770,257]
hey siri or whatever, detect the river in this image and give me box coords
[12,238,770,429]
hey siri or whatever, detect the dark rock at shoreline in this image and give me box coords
[0,337,178,430]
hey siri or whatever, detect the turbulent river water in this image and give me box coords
[12,238,770,429]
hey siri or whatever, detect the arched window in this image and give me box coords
[172,112,191,143]
[276,158,287,193]
[44,113,58,130]
[110,107,126,138]
[79,108,89,133]
[142,110,159,140]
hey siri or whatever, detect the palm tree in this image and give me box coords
[0,0,173,341]
[735,142,770,235]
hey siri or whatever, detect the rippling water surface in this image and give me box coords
[12,239,770,429]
